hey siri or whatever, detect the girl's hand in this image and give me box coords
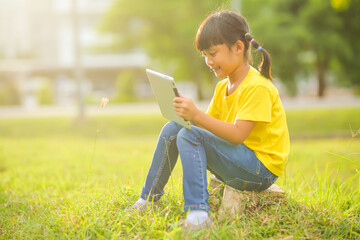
[173,94,200,122]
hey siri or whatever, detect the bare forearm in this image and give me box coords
[193,111,249,145]
[173,96,254,144]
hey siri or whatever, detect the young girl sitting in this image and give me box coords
[127,10,290,230]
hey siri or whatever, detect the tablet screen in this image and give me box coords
[146,69,191,129]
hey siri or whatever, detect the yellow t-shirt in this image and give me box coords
[206,66,290,177]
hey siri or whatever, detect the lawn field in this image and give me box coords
[0,107,359,239]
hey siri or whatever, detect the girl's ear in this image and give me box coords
[233,40,245,55]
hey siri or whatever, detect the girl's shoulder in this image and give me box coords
[245,67,278,92]
[216,78,228,87]
[241,71,279,99]
[214,78,229,92]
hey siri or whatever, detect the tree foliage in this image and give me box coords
[243,0,309,96]
[99,0,231,99]
[245,0,360,96]
[99,0,360,98]
[335,0,360,94]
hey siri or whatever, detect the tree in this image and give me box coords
[99,0,231,100]
[334,0,360,94]
[99,0,360,98]
[245,0,360,97]
[299,0,344,97]
[243,0,309,96]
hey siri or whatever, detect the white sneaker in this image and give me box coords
[125,199,159,212]
[182,216,212,231]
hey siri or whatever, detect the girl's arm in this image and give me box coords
[174,96,255,145]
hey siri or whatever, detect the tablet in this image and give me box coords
[146,69,191,129]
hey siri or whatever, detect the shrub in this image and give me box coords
[0,80,21,106]
[114,70,136,102]
[37,80,54,105]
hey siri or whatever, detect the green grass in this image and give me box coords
[286,107,360,139]
[0,107,359,239]
[0,107,359,140]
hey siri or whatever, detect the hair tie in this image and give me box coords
[250,38,255,43]
[245,33,250,37]
[257,46,262,51]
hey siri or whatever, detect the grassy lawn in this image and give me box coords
[0,107,359,239]
[286,107,360,139]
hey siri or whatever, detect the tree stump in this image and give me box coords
[209,176,285,216]
[208,176,224,212]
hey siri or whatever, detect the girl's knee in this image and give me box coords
[176,127,201,147]
[163,121,178,130]
[160,121,181,138]
[177,127,192,140]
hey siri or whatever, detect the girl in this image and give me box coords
[127,10,290,230]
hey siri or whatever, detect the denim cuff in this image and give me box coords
[184,204,209,212]
[140,193,162,202]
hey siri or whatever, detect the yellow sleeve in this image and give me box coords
[236,85,272,123]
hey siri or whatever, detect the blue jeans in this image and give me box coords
[140,121,278,212]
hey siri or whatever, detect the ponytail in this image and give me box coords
[245,33,273,81]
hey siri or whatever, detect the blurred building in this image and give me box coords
[0,0,149,108]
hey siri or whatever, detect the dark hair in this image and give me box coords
[195,11,273,81]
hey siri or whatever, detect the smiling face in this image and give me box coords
[195,11,251,80]
[201,42,244,79]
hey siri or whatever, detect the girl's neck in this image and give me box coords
[228,63,250,86]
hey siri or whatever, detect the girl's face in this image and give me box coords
[201,43,242,79]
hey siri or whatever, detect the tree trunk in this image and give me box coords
[316,53,328,98]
